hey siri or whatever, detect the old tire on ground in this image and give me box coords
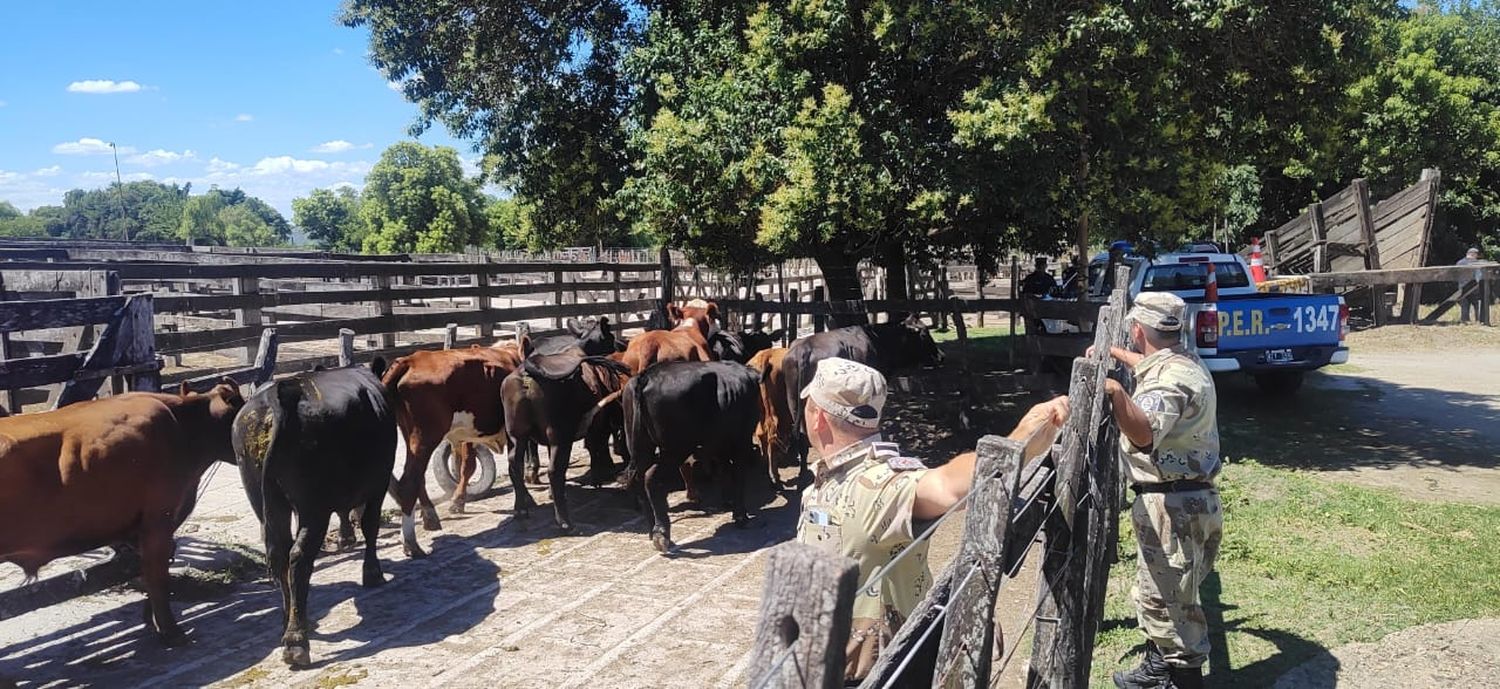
[1253,370,1305,396]
[430,440,498,499]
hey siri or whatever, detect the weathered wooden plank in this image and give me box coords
[55,294,160,407]
[0,295,127,332]
[0,352,90,389]
[154,298,660,352]
[0,260,661,281]
[1371,179,1432,226]
[934,435,1025,688]
[0,269,118,296]
[747,543,859,689]
[1308,263,1498,289]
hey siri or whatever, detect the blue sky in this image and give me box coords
[0,1,476,216]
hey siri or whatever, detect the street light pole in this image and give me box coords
[110,141,129,240]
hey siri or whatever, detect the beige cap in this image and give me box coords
[1127,292,1186,331]
[799,357,886,429]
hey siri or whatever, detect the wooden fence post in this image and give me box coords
[933,435,1025,688]
[612,268,623,325]
[53,294,161,408]
[753,292,765,331]
[338,328,355,368]
[1309,202,1329,273]
[372,274,395,349]
[252,328,278,387]
[474,265,494,339]
[444,323,458,349]
[233,276,262,364]
[747,542,859,689]
[787,288,800,339]
[1009,255,1020,367]
[552,269,566,330]
[812,285,826,333]
[1402,168,1442,323]
[1353,179,1387,326]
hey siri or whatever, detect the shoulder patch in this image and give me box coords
[886,455,926,471]
[1135,390,1167,413]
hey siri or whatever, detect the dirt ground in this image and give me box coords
[1272,618,1500,688]
[1218,325,1500,506]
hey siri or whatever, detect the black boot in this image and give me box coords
[1113,642,1170,688]
[1166,666,1203,689]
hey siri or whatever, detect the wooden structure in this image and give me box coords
[1263,169,1441,324]
[748,275,1132,689]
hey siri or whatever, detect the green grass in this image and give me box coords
[930,325,1026,362]
[1090,460,1500,688]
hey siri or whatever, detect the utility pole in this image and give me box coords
[110,141,129,240]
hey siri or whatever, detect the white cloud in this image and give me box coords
[0,168,69,210]
[33,165,62,177]
[205,157,240,174]
[52,137,135,155]
[76,170,155,185]
[310,140,372,154]
[332,48,345,56]
[0,100,7,108]
[235,113,254,122]
[127,149,196,167]
[66,79,145,94]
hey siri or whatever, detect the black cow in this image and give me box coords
[621,361,762,553]
[782,315,944,477]
[502,338,632,532]
[707,327,785,364]
[231,362,398,667]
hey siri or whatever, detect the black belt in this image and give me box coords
[1131,479,1214,494]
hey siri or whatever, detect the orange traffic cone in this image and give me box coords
[1205,261,1219,303]
[1249,237,1267,283]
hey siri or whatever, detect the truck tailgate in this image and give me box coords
[1211,295,1342,350]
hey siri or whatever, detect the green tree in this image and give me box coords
[343,0,636,249]
[220,204,284,247]
[485,196,532,250]
[0,201,50,238]
[178,193,227,245]
[358,142,488,253]
[293,186,364,251]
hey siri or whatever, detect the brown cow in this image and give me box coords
[0,382,245,646]
[746,347,792,489]
[620,300,719,375]
[381,343,523,558]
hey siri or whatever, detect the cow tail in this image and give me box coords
[381,357,411,401]
[263,378,304,496]
[617,379,645,490]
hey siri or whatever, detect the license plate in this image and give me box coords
[1266,348,1294,364]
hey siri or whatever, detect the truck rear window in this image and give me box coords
[1141,262,1251,291]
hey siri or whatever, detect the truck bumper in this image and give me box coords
[1203,345,1348,373]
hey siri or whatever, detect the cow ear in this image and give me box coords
[177,381,191,396]
[768,328,787,341]
[566,318,585,336]
[706,301,720,320]
[598,317,613,338]
[521,334,536,357]
[667,304,684,321]
[369,357,388,380]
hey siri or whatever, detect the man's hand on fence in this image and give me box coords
[1008,396,1069,443]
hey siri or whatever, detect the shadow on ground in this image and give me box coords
[1217,371,1498,474]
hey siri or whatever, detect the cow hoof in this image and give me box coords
[525,473,543,487]
[403,543,428,559]
[282,645,312,667]
[448,501,466,515]
[158,628,190,648]
[735,515,752,529]
[362,570,387,588]
[555,519,574,534]
[422,515,443,532]
[650,533,674,554]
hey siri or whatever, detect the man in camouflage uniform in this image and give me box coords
[793,357,1069,682]
[1101,292,1223,689]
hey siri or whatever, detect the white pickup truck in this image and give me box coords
[1079,250,1350,395]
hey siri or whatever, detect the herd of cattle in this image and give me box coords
[0,298,944,668]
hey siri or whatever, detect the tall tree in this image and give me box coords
[178,193,227,245]
[293,186,365,251]
[358,142,488,253]
[343,0,637,248]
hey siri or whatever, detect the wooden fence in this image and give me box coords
[748,276,1131,689]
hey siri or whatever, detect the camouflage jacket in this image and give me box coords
[1121,346,1221,485]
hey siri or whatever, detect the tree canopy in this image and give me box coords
[357,142,489,253]
[0,181,289,246]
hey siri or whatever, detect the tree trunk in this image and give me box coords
[813,249,869,327]
[1075,87,1092,269]
[881,242,910,323]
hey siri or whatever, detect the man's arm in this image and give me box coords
[912,397,1070,520]
[1105,378,1154,449]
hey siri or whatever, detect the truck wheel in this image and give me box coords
[1253,371,1305,396]
[430,440,498,499]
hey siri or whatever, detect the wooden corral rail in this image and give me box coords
[1307,262,1498,326]
[748,277,1132,689]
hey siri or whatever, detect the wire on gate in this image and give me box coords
[752,644,807,689]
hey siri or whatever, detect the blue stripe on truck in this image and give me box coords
[1212,297,1342,350]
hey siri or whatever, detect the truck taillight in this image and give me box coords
[1196,307,1219,348]
[1339,303,1349,340]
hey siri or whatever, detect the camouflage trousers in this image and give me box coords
[1130,489,1223,668]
